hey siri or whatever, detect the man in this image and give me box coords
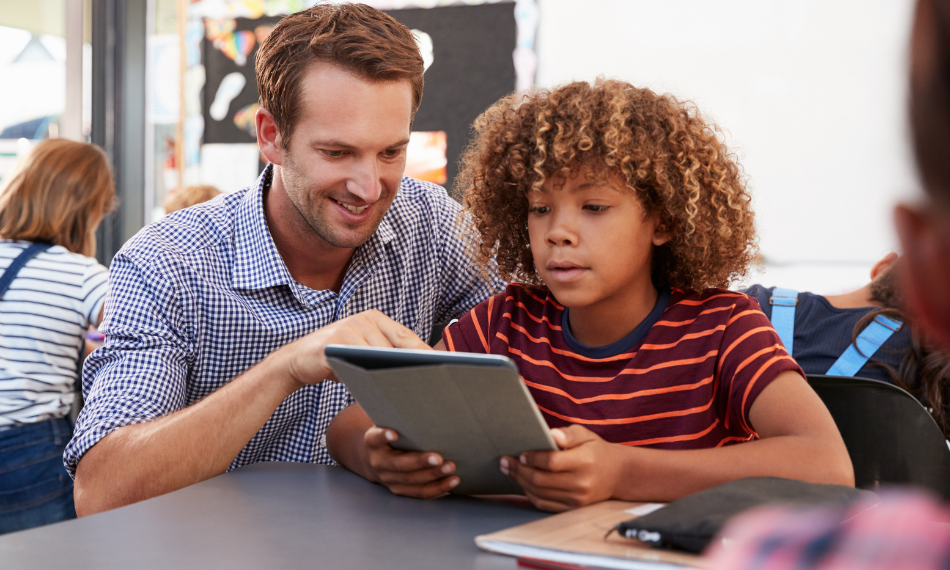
[66,4,501,515]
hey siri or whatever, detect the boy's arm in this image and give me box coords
[503,371,854,511]
[325,339,460,498]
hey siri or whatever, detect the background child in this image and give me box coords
[163,184,223,215]
[746,253,950,438]
[327,79,853,510]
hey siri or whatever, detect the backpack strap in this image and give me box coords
[0,242,53,300]
[769,288,798,356]
[825,313,903,377]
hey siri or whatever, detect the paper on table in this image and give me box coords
[476,500,705,570]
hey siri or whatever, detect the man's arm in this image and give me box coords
[74,310,430,516]
[502,371,855,511]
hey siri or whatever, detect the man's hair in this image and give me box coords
[911,0,950,201]
[164,184,223,215]
[255,3,424,148]
[0,139,115,258]
[456,78,757,292]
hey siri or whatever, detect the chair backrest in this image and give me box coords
[807,374,950,500]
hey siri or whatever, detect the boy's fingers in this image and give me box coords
[377,464,455,486]
[388,476,460,499]
[364,427,398,448]
[553,425,599,449]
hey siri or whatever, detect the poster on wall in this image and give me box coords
[384,3,516,196]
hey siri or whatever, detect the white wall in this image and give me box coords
[535,0,918,293]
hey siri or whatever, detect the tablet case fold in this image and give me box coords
[328,357,557,495]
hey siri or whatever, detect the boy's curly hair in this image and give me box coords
[455,79,757,292]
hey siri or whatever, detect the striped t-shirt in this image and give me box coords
[0,240,109,429]
[443,284,803,449]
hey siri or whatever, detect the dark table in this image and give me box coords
[0,462,550,569]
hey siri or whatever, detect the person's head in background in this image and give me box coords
[897,0,950,348]
[845,252,950,437]
[164,184,223,215]
[0,139,115,258]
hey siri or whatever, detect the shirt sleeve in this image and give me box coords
[431,191,507,323]
[717,293,804,435]
[64,248,194,478]
[442,288,512,354]
[81,260,110,327]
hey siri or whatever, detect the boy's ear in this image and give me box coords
[652,221,671,247]
[256,107,284,166]
[894,203,950,348]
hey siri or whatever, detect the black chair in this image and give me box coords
[807,374,950,500]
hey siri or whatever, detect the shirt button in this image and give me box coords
[319,433,327,448]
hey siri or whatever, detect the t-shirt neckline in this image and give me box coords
[561,288,672,359]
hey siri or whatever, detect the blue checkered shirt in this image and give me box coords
[64,165,503,476]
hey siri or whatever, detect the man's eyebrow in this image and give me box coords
[309,139,411,150]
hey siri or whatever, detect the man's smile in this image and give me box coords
[333,198,370,214]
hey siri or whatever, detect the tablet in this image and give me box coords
[325,345,558,495]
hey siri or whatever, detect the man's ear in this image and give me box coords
[256,107,284,166]
[894,203,950,348]
[870,251,899,280]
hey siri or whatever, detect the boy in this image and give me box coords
[327,80,853,510]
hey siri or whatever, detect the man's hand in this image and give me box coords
[363,427,459,498]
[279,309,430,388]
[500,425,623,512]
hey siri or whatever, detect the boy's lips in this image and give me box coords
[546,262,589,283]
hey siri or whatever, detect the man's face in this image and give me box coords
[276,63,413,249]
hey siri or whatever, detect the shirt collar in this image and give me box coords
[231,164,399,291]
[232,165,294,291]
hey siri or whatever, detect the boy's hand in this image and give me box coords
[500,425,622,512]
[363,427,460,498]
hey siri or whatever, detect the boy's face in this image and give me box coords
[527,165,669,313]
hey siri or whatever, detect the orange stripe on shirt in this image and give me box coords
[520,286,564,310]
[638,325,726,351]
[503,319,638,362]
[509,300,563,331]
[617,419,720,446]
[508,346,718,382]
[537,394,713,425]
[722,344,785,430]
[523,375,715,404]
[443,327,456,351]
[471,310,490,353]
[487,295,494,332]
[672,292,744,306]
[718,326,780,374]
[654,305,734,328]
[727,309,765,327]
[716,434,754,447]
[739,355,792,433]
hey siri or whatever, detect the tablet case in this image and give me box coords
[326,348,558,495]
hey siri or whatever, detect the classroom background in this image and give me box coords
[0,0,916,292]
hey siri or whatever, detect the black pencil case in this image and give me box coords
[615,477,870,554]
